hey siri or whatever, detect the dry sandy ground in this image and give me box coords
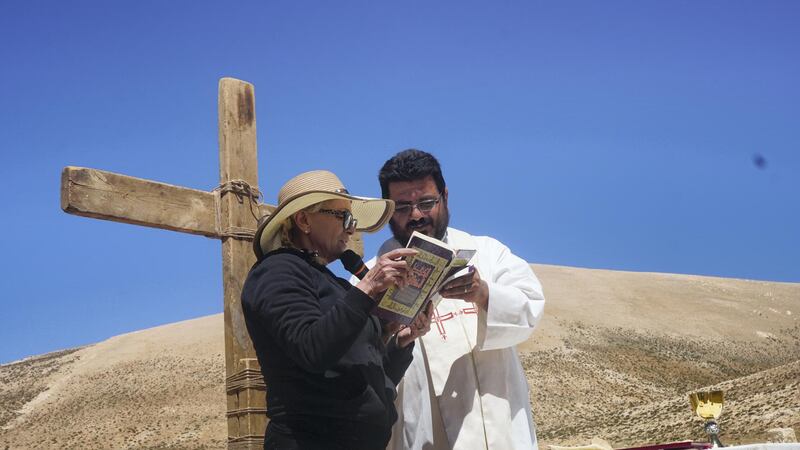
[1,264,798,449]
[1,316,226,449]
[527,265,799,448]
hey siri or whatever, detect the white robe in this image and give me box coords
[362,227,546,450]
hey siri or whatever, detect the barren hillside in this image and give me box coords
[1,264,798,449]
[527,265,799,448]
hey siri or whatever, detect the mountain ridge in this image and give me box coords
[2,264,798,449]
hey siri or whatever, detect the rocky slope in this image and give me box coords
[1,264,797,449]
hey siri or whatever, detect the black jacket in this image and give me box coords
[241,249,414,437]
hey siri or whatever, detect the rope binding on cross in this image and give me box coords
[213,179,264,240]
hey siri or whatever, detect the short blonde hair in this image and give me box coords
[277,202,325,250]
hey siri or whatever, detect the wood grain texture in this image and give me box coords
[218,78,264,447]
[61,166,217,237]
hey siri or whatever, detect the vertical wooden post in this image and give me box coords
[348,231,364,257]
[218,78,266,449]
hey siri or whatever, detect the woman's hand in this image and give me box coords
[395,301,434,348]
[356,248,418,300]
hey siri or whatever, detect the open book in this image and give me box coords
[376,231,476,325]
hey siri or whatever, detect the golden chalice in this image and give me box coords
[689,390,724,447]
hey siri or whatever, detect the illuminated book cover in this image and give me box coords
[376,231,475,325]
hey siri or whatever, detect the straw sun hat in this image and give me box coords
[253,170,395,259]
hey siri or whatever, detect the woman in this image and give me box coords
[242,170,432,449]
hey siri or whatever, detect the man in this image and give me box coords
[367,149,546,449]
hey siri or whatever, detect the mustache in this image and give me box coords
[407,217,431,229]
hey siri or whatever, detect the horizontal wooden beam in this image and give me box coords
[61,166,219,237]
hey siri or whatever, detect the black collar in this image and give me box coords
[260,247,351,290]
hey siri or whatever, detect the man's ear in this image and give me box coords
[443,187,449,203]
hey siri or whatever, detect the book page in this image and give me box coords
[376,231,454,324]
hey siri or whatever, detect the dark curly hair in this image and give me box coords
[378,149,446,199]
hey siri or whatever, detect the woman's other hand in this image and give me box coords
[396,301,433,348]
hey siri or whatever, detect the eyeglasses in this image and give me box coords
[317,209,357,231]
[393,195,441,216]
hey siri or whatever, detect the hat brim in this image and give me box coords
[253,190,394,260]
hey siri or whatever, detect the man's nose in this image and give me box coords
[409,205,425,220]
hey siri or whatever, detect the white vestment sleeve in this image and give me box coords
[476,240,545,351]
[348,256,377,286]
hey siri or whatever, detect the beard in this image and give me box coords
[389,205,450,246]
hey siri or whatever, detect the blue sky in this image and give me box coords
[1,1,798,364]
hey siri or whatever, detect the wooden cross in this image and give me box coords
[61,77,363,448]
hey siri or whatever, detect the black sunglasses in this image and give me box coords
[317,209,357,231]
